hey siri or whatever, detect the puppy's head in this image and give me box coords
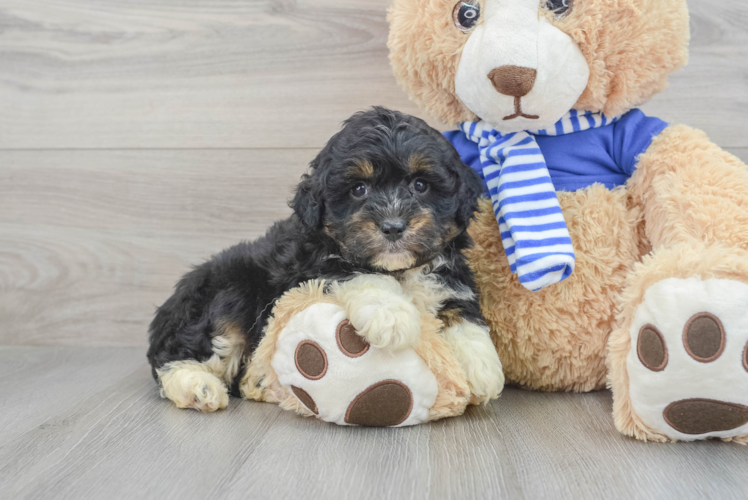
[293,107,483,272]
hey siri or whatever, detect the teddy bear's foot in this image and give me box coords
[626,277,748,441]
[270,302,439,426]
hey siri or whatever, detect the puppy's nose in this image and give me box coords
[380,219,407,242]
[488,65,537,97]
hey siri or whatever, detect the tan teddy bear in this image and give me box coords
[389,0,748,443]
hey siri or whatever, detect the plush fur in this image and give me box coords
[148,107,500,414]
[388,0,748,442]
[388,0,689,125]
[466,188,643,392]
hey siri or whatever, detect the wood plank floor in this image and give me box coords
[1,0,747,498]
[0,0,747,149]
[1,347,747,500]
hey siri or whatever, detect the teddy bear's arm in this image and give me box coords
[628,124,748,251]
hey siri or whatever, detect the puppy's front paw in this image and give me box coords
[333,275,422,351]
[467,355,505,405]
[349,295,422,351]
[442,321,504,404]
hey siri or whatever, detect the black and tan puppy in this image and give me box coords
[148,107,504,411]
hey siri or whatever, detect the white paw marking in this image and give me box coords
[442,321,504,403]
[349,294,422,351]
[628,277,748,441]
[158,362,230,412]
[271,303,438,426]
[185,375,229,412]
[333,275,422,351]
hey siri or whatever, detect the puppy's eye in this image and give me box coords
[412,179,429,194]
[544,0,572,18]
[351,183,368,198]
[453,1,480,32]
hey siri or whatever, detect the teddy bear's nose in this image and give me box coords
[488,65,537,97]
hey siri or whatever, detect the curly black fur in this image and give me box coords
[147,107,486,394]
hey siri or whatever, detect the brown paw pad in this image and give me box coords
[664,399,748,435]
[336,320,369,358]
[683,313,725,363]
[637,325,668,372]
[295,340,327,380]
[345,380,413,427]
[291,386,318,414]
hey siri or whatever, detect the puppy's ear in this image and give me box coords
[455,162,485,228]
[291,168,324,229]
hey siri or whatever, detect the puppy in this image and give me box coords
[147,107,504,412]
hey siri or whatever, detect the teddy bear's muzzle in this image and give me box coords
[488,65,536,98]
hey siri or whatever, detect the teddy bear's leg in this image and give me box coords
[609,125,748,443]
[239,281,442,427]
[440,320,505,404]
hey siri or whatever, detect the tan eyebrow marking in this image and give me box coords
[409,155,432,173]
[351,160,374,178]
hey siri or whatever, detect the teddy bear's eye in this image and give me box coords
[453,1,481,32]
[545,0,573,18]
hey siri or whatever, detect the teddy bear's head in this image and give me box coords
[388,0,689,133]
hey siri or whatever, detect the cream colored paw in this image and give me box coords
[157,361,230,412]
[442,321,504,404]
[628,277,748,441]
[332,274,422,350]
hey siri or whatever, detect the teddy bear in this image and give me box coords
[387,0,748,443]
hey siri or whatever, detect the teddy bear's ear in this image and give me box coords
[291,159,325,230]
[561,0,690,117]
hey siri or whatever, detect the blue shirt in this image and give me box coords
[444,109,668,193]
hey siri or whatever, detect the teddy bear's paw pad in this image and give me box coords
[271,303,438,427]
[683,313,725,363]
[295,341,327,380]
[628,277,748,441]
[291,386,318,415]
[337,320,369,358]
[664,399,748,435]
[636,325,668,372]
[345,380,413,426]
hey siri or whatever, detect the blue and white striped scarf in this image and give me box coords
[460,110,620,292]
